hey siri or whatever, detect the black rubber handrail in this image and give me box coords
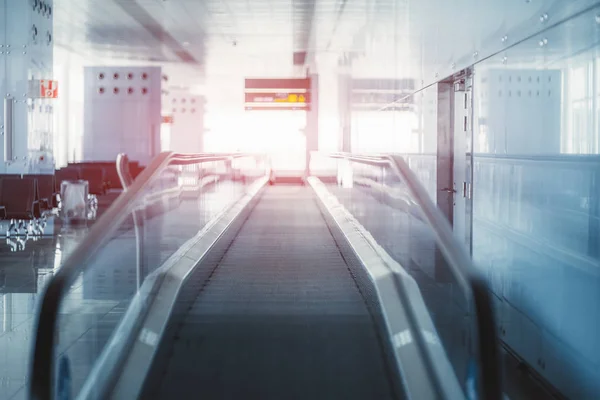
[330,152,502,400]
[29,152,256,400]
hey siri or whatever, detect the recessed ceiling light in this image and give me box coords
[182,41,190,47]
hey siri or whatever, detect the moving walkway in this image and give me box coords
[28,152,500,400]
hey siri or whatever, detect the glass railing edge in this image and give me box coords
[386,153,501,399]
[29,151,174,400]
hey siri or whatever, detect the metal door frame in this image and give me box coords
[436,68,474,254]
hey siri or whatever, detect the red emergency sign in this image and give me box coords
[40,80,58,98]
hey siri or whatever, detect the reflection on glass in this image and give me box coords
[340,5,600,397]
[469,7,600,399]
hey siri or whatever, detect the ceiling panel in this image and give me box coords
[53,0,600,91]
[53,0,327,79]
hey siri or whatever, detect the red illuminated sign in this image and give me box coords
[162,115,174,124]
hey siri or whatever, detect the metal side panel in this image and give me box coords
[307,177,465,400]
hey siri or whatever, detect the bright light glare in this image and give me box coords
[160,123,171,151]
[205,110,307,171]
[351,111,418,153]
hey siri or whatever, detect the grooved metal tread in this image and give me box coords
[148,186,398,399]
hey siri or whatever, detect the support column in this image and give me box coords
[305,74,318,176]
[338,73,352,152]
[164,89,204,154]
[198,96,206,153]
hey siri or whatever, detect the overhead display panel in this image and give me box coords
[244,78,311,111]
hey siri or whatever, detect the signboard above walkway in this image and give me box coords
[244,78,311,111]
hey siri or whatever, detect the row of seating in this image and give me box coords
[0,161,145,222]
[0,175,50,220]
[60,161,143,194]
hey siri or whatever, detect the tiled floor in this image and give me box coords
[0,181,246,399]
[0,236,80,400]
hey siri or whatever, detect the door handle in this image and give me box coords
[440,187,456,194]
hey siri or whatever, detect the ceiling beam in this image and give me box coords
[114,0,203,65]
[293,0,317,71]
